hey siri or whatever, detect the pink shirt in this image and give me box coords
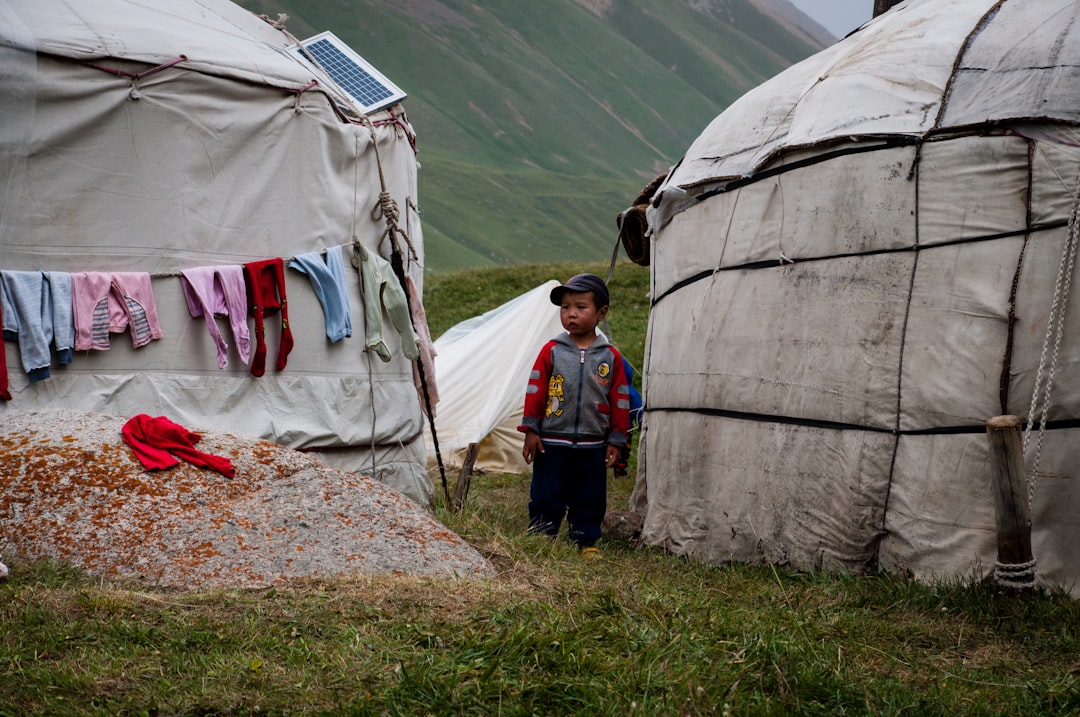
[71,272,163,351]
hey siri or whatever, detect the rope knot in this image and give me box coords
[372,191,400,226]
[258,13,290,29]
[371,191,418,261]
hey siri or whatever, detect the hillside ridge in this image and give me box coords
[236,0,828,271]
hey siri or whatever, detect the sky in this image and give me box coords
[786,0,875,39]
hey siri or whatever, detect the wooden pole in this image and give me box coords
[452,442,480,513]
[985,415,1035,589]
[874,0,903,17]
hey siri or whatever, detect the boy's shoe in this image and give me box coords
[580,546,602,561]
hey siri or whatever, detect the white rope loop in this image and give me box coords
[994,558,1038,590]
[1022,162,1080,507]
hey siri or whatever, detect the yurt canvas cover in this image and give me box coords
[634,0,1080,594]
[0,0,432,503]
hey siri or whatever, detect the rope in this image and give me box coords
[994,558,1038,590]
[83,55,188,100]
[259,12,289,29]
[366,350,377,480]
[359,119,449,506]
[83,55,188,80]
[374,108,418,156]
[258,11,418,160]
[372,191,419,261]
[258,12,373,125]
[1022,167,1080,505]
[599,232,622,341]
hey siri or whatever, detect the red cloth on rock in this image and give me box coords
[121,414,235,477]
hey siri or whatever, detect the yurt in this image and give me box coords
[0,0,435,504]
[631,0,1080,594]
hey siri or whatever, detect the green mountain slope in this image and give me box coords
[236,0,824,271]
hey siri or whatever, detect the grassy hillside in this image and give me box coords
[235,0,825,271]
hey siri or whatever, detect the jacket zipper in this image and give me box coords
[572,348,585,446]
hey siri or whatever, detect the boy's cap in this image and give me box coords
[550,273,609,308]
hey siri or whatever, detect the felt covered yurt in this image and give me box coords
[0,0,434,504]
[631,0,1080,594]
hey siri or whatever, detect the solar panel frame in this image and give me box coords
[289,31,407,115]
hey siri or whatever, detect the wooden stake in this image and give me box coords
[453,442,480,513]
[874,0,904,17]
[985,415,1034,587]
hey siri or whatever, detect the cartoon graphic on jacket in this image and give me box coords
[519,331,630,449]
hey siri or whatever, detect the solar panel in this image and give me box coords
[290,31,407,115]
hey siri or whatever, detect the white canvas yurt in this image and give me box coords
[633,0,1080,594]
[0,0,434,504]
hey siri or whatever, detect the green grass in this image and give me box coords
[4,499,1080,715]
[4,263,1080,716]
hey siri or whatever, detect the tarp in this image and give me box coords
[425,282,563,475]
[634,0,1080,595]
[0,0,433,504]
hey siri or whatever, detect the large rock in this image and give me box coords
[0,409,491,589]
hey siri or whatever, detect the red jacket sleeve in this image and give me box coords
[606,347,631,447]
[518,341,555,434]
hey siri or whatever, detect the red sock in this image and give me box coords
[1,307,11,401]
[244,261,268,377]
[271,259,294,371]
[244,258,293,377]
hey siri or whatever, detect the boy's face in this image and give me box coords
[559,290,608,342]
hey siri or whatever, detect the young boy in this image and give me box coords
[518,273,631,559]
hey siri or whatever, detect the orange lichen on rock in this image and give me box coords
[0,409,492,589]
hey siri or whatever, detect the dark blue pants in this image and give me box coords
[528,444,606,547]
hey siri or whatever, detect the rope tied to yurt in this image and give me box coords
[261,14,369,127]
[83,55,188,100]
[1000,163,1080,591]
[1022,166,1080,507]
[372,190,419,262]
[359,119,450,506]
[285,80,319,111]
[376,108,419,156]
[259,13,420,158]
[994,558,1038,590]
[258,12,289,30]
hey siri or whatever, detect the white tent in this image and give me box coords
[634,0,1080,594]
[0,0,433,504]
[425,282,563,476]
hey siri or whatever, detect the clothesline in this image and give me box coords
[0,240,437,411]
